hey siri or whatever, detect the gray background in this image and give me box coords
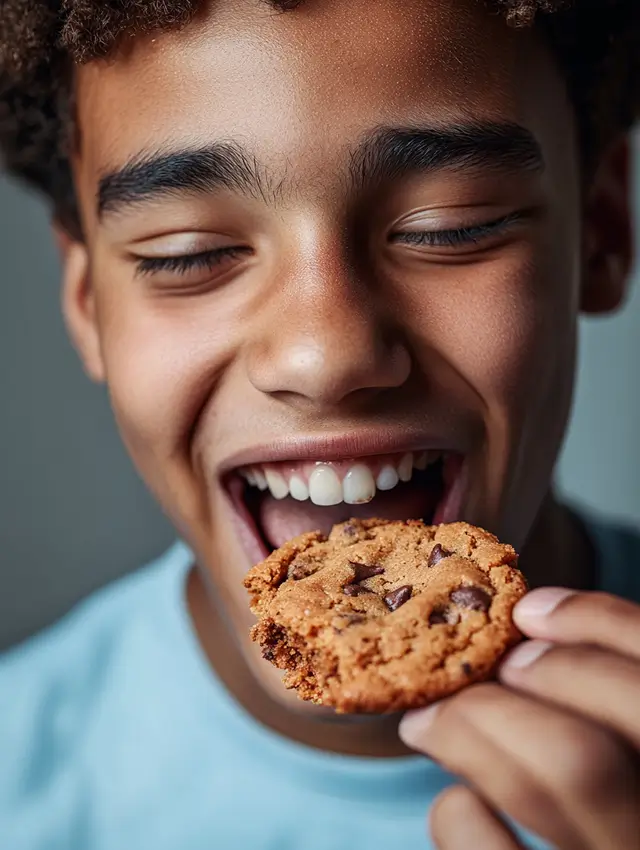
[1,140,639,651]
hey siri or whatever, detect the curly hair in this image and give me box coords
[0,0,638,235]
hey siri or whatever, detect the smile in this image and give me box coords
[225,441,467,562]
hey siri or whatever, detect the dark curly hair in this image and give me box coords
[0,0,638,236]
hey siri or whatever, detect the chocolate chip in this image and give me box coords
[384,585,412,611]
[450,586,493,612]
[461,662,473,676]
[428,607,460,626]
[343,523,357,536]
[349,561,385,582]
[288,556,319,581]
[343,585,371,596]
[289,564,312,581]
[428,544,451,567]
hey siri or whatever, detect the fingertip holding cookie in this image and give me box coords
[399,701,445,746]
[512,587,577,631]
[499,640,554,674]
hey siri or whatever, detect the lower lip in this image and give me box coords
[226,452,467,565]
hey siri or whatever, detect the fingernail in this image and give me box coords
[502,640,553,671]
[514,587,576,620]
[399,702,442,745]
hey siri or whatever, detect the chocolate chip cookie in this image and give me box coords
[244,518,527,713]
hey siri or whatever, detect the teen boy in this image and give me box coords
[1,1,639,847]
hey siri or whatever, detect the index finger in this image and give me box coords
[513,588,640,661]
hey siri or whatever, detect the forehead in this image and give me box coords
[75,0,570,181]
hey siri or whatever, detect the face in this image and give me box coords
[63,0,630,701]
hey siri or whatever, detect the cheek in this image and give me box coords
[407,246,580,415]
[96,293,233,466]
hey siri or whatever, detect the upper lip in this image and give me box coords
[218,426,467,476]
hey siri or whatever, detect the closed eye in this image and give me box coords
[135,245,250,277]
[390,212,524,250]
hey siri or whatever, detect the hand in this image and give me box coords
[398,588,640,850]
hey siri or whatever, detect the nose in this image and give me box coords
[245,237,412,411]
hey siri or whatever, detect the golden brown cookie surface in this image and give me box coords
[244,518,527,713]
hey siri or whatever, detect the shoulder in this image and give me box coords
[582,512,640,603]
[0,543,190,784]
[0,542,190,675]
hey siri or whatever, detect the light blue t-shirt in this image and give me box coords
[1,516,639,850]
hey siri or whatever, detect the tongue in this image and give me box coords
[259,481,439,549]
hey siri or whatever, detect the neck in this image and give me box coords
[187,493,596,759]
[519,494,597,592]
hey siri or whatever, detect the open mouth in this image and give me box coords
[226,450,465,563]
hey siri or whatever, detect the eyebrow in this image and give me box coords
[98,143,272,217]
[350,122,544,189]
[97,122,544,219]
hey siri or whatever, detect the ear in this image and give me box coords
[55,225,106,382]
[581,134,635,315]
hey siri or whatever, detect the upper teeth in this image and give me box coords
[343,464,376,505]
[308,466,343,506]
[376,465,399,491]
[239,451,441,507]
[264,469,289,500]
[289,475,309,501]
